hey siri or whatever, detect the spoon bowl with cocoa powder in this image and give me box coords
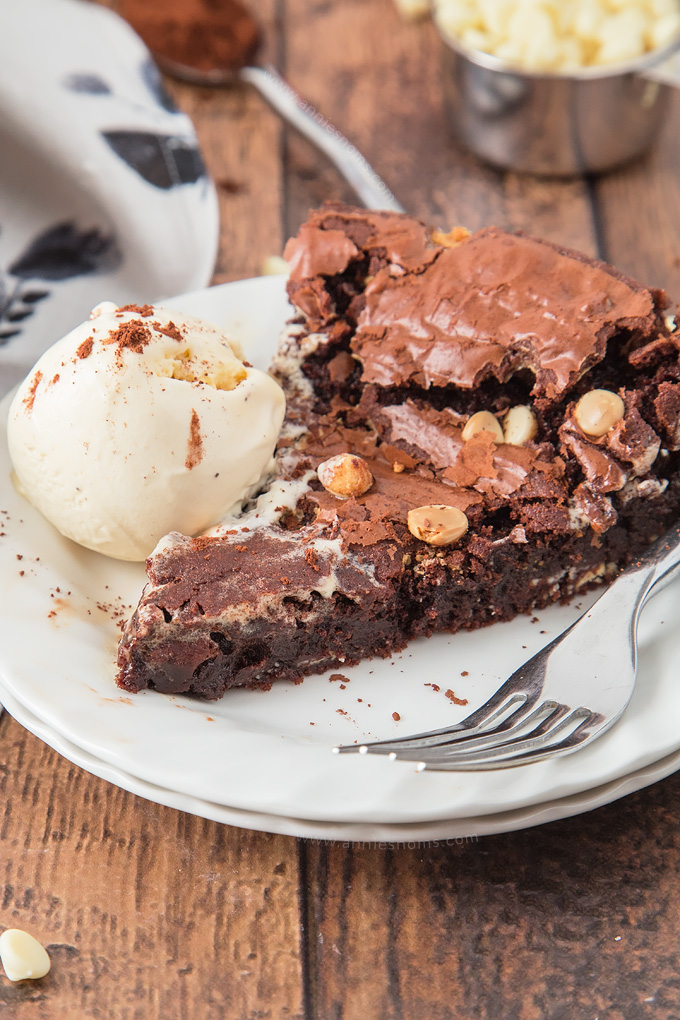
[119,0,403,212]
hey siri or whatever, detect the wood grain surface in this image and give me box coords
[2,1,680,1017]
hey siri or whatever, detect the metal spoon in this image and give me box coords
[121,0,403,213]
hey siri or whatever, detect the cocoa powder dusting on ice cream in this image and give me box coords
[185,409,203,470]
[23,371,42,411]
[76,337,94,360]
[119,303,154,317]
[152,320,184,342]
[104,320,153,357]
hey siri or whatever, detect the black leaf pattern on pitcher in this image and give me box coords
[9,223,121,281]
[0,223,122,345]
[102,130,206,189]
[63,72,113,95]
[0,279,49,345]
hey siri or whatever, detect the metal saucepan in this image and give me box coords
[436,25,680,176]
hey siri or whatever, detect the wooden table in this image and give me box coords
[3,2,680,1017]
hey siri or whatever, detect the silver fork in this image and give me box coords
[334,523,680,770]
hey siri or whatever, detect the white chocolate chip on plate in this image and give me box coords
[261,255,290,276]
[0,929,51,982]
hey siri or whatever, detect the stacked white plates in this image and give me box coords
[2,277,679,840]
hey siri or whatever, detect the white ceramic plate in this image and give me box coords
[3,678,680,841]
[2,276,680,826]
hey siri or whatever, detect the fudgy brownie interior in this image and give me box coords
[117,204,680,699]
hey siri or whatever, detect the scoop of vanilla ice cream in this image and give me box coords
[7,301,286,560]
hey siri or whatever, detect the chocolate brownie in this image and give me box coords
[116,204,680,699]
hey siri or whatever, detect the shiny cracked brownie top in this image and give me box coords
[284,204,668,400]
[280,204,678,539]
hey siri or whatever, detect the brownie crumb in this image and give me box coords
[445,689,469,706]
[392,711,401,721]
[329,673,350,683]
[304,548,320,571]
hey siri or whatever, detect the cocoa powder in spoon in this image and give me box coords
[119,0,260,73]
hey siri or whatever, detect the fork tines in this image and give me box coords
[333,697,598,771]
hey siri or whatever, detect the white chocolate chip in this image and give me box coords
[462,410,504,443]
[647,8,680,47]
[317,453,374,499]
[651,0,680,15]
[574,389,625,437]
[596,10,648,65]
[503,405,538,446]
[407,504,469,546]
[89,300,118,319]
[433,0,680,70]
[393,0,431,19]
[0,929,51,982]
[261,255,290,276]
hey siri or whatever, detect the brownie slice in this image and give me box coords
[116,204,680,698]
